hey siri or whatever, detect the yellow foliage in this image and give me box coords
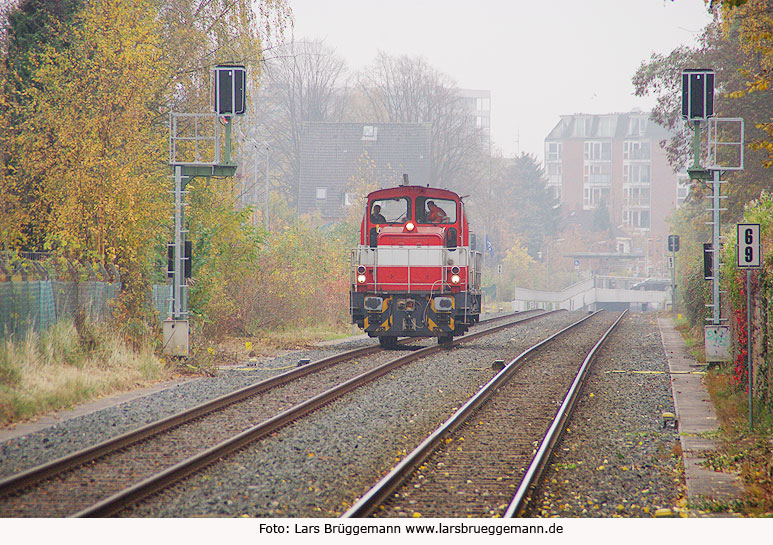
[14,0,170,271]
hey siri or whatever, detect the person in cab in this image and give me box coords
[370,204,386,223]
[426,201,448,223]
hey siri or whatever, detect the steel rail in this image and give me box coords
[342,310,602,518]
[0,342,387,499]
[71,308,557,517]
[0,311,538,500]
[504,309,628,517]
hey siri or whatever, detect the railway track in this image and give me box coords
[0,309,552,517]
[343,310,626,518]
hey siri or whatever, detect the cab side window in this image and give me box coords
[416,197,456,224]
[369,197,411,224]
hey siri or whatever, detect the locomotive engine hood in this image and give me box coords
[376,224,446,246]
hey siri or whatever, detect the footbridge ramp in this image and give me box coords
[512,276,671,312]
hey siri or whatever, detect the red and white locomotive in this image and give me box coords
[350,180,482,347]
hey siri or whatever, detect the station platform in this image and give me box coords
[658,318,745,507]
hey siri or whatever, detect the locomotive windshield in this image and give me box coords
[370,197,411,224]
[416,197,457,224]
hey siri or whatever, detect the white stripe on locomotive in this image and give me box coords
[354,245,471,267]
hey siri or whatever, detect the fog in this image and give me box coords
[288,0,714,161]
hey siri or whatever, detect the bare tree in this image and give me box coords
[357,52,484,189]
[246,39,349,202]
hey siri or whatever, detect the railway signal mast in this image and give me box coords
[165,65,246,356]
[681,69,744,363]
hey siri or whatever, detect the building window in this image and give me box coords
[477,97,490,111]
[624,187,650,207]
[584,141,611,161]
[476,116,490,129]
[623,164,650,184]
[362,125,378,141]
[547,163,562,187]
[343,192,354,206]
[583,186,609,209]
[624,209,650,229]
[584,163,611,185]
[597,116,616,137]
[629,116,647,136]
[624,140,650,160]
[546,142,562,161]
[677,174,690,207]
[573,117,592,137]
[316,187,327,200]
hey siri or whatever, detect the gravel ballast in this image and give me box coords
[522,312,684,517]
[1,311,684,518]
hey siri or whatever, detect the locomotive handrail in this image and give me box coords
[350,245,481,292]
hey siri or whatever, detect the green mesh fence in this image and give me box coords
[1,280,171,339]
[0,281,57,339]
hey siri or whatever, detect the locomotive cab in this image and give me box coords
[350,184,482,347]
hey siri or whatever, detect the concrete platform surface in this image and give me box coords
[658,318,745,506]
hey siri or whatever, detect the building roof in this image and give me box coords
[297,122,431,220]
[545,111,670,141]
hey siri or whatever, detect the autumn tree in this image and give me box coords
[633,1,773,218]
[1,0,83,252]
[0,0,292,334]
[157,0,290,113]
[634,0,773,329]
[467,153,558,261]
[717,0,773,166]
[6,0,173,327]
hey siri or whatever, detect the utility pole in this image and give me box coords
[264,143,270,232]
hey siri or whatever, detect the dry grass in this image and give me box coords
[0,317,354,427]
[0,319,171,426]
[204,323,354,360]
[703,365,773,515]
[249,323,354,350]
[674,318,773,515]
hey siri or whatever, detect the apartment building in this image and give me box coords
[545,111,686,273]
[458,89,491,151]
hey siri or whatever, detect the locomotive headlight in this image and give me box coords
[450,274,461,284]
[357,274,367,283]
[405,222,415,231]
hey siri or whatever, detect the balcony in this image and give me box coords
[586,173,611,186]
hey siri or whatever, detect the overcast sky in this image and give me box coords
[287,0,714,162]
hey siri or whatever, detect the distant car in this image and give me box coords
[630,278,670,291]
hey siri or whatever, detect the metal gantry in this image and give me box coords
[681,69,744,363]
[164,65,245,356]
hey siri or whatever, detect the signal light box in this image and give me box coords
[667,234,680,252]
[215,64,246,116]
[681,69,714,121]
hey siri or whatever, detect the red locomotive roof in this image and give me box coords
[367,185,462,201]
